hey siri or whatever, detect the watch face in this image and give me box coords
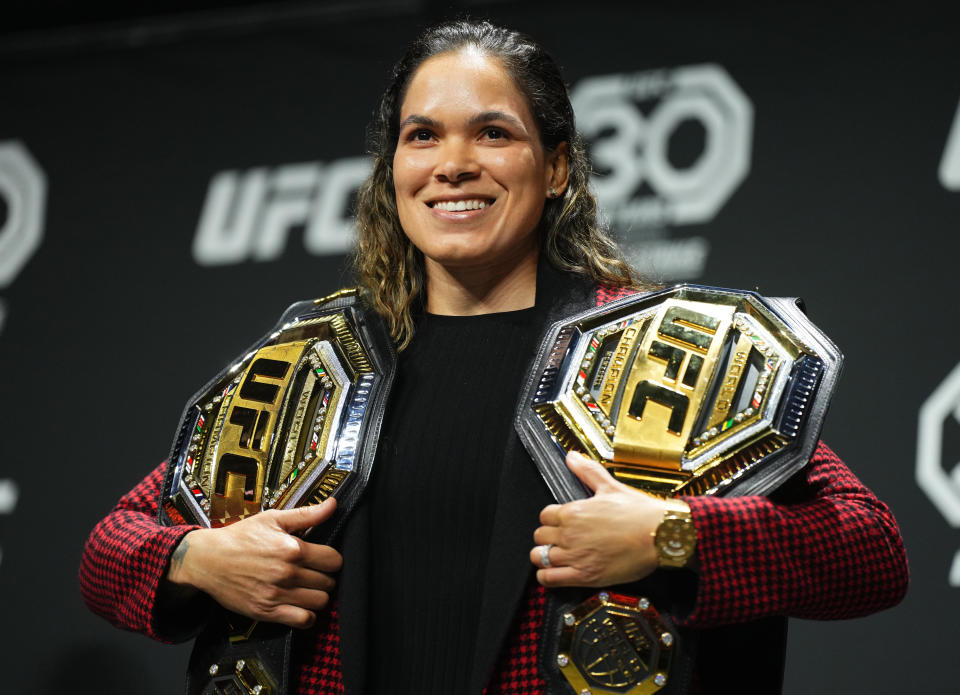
[657,517,696,564]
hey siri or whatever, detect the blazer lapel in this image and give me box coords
[338,497,371,694]
[469,268,595,692]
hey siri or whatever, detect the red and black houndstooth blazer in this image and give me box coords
[80,282,909,693]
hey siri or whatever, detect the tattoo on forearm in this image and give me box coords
[171,537,189,573]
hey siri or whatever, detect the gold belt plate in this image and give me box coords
[557,592,675,695]
[519,285,842,500]
[163,304,376,528]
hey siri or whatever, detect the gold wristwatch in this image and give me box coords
[653,499,697,568]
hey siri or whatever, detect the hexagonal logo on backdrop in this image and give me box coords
[916,360,960,586]
[0,140,47,336]
[940,98,960,191]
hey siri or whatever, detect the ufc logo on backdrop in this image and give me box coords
[917,361,960,586]
[193,156,371,265]
[0,141,47,335]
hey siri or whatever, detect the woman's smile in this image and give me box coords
[427,197,494,212]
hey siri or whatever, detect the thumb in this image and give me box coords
[273,497,337,532]
[566,451,620,494]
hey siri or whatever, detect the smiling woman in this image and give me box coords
[79,18,907,695]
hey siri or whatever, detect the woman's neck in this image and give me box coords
[424,249,538,316]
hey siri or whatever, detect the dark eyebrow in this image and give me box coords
[398,114,440,131]
[467,110,527,133]
[398,111,528,134]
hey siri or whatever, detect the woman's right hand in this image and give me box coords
[165,497,342,629]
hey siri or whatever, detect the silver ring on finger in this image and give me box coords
[539,543,554,568]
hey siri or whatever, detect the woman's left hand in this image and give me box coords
[531,451,673,587]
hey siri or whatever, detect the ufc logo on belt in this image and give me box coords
[612,300,732,469]
[629,306,720,435]
[211,344,303,524]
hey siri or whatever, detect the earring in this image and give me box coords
[549,187,559,198]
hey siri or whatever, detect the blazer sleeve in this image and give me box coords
[79,462,205,643]
[681,441,908,627]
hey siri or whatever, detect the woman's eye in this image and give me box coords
[485,128,505,140]
[408,129,433,142]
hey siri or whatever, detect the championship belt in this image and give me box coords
[516,284,842,695]
[159,288,395,695]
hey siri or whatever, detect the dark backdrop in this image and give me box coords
[1,1,957,692]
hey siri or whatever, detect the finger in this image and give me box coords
[566,451,618,494]
[536,565,597,588]
[264,604,317,630]
[532,526,562,546]
[274,497,338,533]
[282,587,332,612]
[297,541,343,573]
[286,567,337,593]
[530,544,549,568]
[529,543,574,569]
[539,504,563,526]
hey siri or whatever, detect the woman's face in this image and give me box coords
[393,49,566,274]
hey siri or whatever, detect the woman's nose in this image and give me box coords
[434,139,480,183]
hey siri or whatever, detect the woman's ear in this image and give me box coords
[546,142,570,198]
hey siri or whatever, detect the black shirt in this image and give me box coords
[367,306,543,694]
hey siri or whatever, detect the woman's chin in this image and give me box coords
[421,244,538,275]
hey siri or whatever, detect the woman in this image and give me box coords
[81,20,908,694]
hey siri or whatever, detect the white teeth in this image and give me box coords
[433,199,488,211]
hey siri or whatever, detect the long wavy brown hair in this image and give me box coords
[351,20,651,348]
